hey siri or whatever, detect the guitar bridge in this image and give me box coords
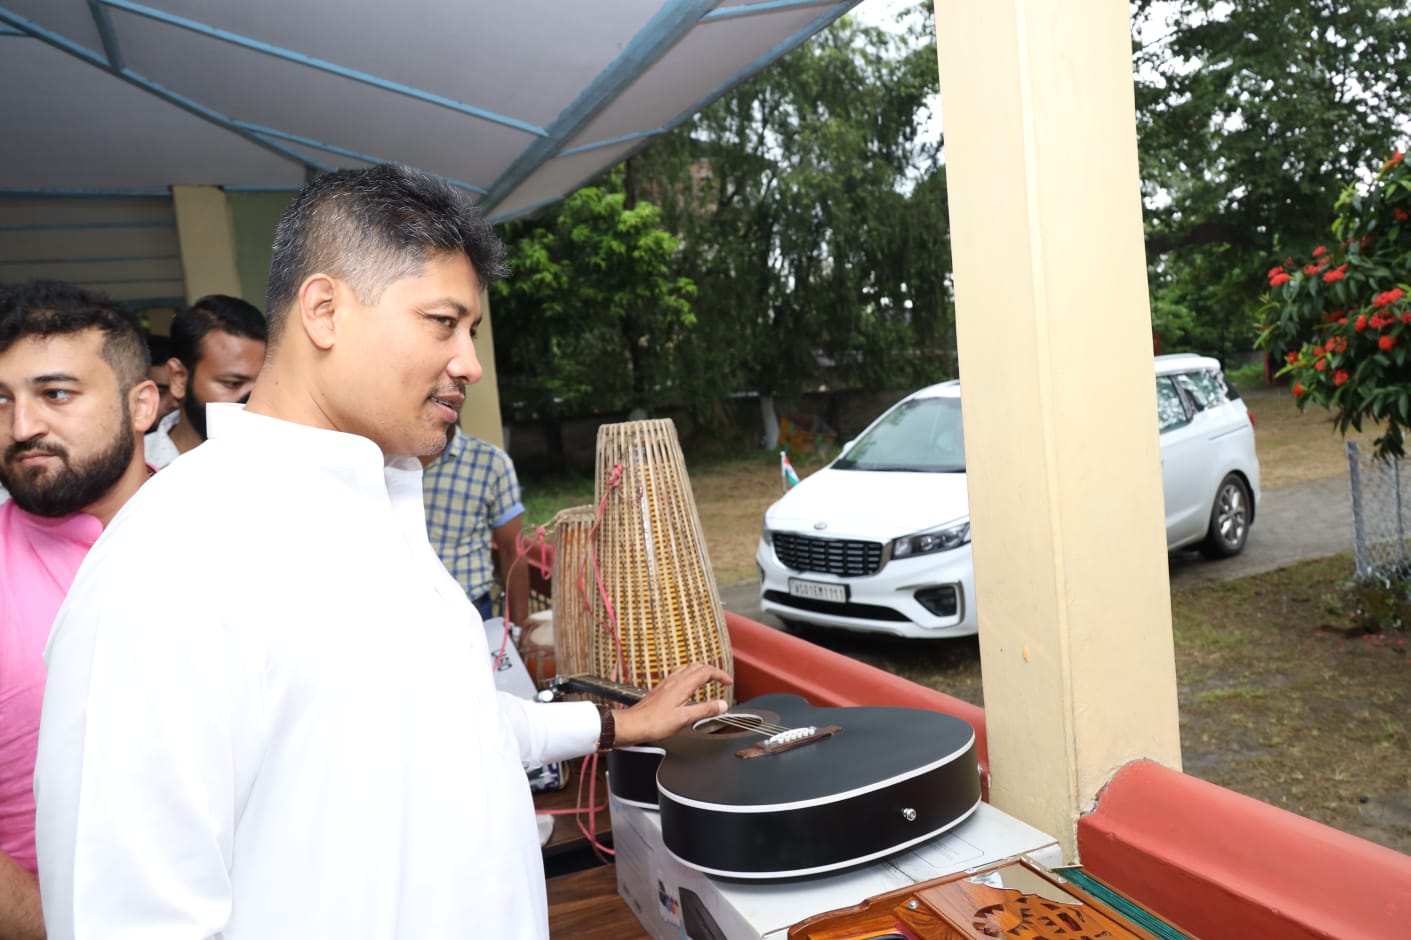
[736,724,842,759]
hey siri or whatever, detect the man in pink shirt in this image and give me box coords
[0,281,158,938]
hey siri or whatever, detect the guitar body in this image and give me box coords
[607,693,980,879]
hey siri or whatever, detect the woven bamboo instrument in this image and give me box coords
[549,505,598,688]
[592,419,733,703]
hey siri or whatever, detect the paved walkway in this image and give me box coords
[1167,473,1352,588]
[721,474,1355,624]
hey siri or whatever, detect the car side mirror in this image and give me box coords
[840,439,855,455]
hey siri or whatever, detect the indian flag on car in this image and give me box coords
[780,451,801,490]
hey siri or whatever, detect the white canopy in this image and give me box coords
[0,0,859,303]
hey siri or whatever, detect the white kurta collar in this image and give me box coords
[207,403,432,547]
[207,403,386,476]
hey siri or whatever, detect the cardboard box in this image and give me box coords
[611,797,1060,940]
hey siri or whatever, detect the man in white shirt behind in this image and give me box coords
[35,163,730,940]
[143,295,267,469]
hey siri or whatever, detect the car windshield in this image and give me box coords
[834,395,965,472]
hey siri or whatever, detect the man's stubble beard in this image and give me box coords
[0,396,136,518]
[183,382,210,441]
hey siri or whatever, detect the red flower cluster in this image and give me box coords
[1373,288,1406,308]
[1263,151,1411,455]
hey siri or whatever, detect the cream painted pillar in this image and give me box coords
[459,286,506,449]
[171,185,242,304]
[933,1,1181,861]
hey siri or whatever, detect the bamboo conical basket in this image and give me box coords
[549,505,599,688]
[592,418,733,703]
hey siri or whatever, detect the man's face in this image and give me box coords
[0,330,136,518]
[171,330,266,440]
[325,252,483,458]
[149,362,178,420]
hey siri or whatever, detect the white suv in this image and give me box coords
[755,354,1260,639]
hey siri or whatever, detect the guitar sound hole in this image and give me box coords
[693,712,764,736]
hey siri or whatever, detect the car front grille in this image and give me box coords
[763,591,909,622]
[772,533,884,577]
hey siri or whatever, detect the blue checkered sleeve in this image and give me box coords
[422,432,524,599]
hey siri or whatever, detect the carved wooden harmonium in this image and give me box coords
[788,857,1188,940]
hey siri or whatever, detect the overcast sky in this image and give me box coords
[851,0,943,146]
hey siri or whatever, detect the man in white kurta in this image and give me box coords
[37,404,599,938]
[33,163,728,939]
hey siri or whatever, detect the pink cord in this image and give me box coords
[516,525,553,581]
[586,464,626,683]
[558,752,615,859]
[490,617,512,674]
[526,467,625,859]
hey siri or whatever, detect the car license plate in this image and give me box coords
[788,578,846,603]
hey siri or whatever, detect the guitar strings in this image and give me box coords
[697,714,792,736]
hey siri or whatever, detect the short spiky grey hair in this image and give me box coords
[264,164,509,340]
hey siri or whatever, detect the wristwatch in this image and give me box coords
[596,705,616,753]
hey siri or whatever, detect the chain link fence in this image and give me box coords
[1347,441,1411,580]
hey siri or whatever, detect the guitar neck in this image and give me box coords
[552,674,646,706]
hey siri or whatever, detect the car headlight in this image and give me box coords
[891,521,970,559]
[761,520,773,546]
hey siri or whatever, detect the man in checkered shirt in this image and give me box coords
[421,424,528,625]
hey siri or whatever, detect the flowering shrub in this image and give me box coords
[1258,149,1411,458]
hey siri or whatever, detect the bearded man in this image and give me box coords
[144,294,266,468]
[0,280,158,940]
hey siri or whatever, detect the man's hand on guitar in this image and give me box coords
[612,664,732,747]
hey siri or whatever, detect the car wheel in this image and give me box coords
[1200,474,1250,558]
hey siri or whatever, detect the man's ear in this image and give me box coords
[130,378,160,435]
[166,356,189,401]
[297,274,339,351]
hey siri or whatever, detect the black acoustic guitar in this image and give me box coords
[545,676,981,879]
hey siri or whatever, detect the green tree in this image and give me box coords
[1258,149,1411,458]
[1133,0,1411,359]
[491,172,696,421]
[632,6,952,432]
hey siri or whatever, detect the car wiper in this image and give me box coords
[838,463,967,473]
[851,464,929,472]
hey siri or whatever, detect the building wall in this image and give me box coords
[228,191,294,312]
